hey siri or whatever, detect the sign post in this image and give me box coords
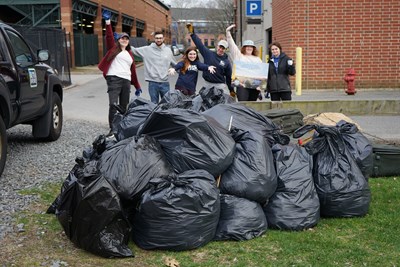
[245,0,262,17]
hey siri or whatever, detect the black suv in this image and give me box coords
[0,22,63,177]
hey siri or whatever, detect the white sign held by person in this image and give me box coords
[233,60,269,90]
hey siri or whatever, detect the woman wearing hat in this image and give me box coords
[226,24,262,101]
[98,10,141,137]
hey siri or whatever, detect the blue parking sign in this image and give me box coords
[246,0,262,17]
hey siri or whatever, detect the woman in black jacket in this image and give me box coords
[267,42,296,101]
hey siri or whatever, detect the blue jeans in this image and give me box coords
[148,81,170,104]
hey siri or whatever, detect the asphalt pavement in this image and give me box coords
[67,65,400,144]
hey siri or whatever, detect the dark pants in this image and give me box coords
[237,87,260,101]
[270,91,292,101]
[106,76,131,129]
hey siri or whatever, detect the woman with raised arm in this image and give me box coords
[168,46,216,96]
[226,24,262,101]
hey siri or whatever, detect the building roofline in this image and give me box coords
[155,0,170,10]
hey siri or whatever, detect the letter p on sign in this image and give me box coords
[246,0,262,17]
[250,3,258,12]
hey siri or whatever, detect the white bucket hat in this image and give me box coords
[242,40,256,47]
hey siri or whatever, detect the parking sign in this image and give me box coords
[246,0,262,17]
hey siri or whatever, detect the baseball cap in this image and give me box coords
[242,40,255,47]
[218,40,228,49]
[118,32,129,40]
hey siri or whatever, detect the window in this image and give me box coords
[211,39,215,47]
[6,30,33,66]
[204,39,208,47]
[187,39,191,46]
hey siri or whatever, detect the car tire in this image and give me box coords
[0,116,7,177]
[44,93,63,141]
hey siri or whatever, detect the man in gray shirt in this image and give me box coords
[131,32,176,104]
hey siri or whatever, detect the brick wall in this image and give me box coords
[102,0,171,41]
[93,0,171,64]
[273,0,400,89]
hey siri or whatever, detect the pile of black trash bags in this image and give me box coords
[47,87,373,258]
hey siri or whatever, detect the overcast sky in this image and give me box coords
[160,0,210,7]
[161,0,171,5]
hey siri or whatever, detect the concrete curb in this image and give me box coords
[243,99,400,116]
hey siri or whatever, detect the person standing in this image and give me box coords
[267,42,296,101]
[168,46,216,96]
[98,10,141,137]
[186,23,234,97]
[226,24,263,101]
[131,32,176,104]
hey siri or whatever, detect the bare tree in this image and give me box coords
[166,0,211,8]
[169,0,234,46]
[204,0,235,41]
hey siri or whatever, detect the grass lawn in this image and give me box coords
[0,177,398,267]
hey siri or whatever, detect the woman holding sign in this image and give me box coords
[226,24,263,101]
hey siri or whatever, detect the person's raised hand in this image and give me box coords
[102,10,111,20]
[186,23,194,34]
[226,24,236,32]
[208,66,216,74]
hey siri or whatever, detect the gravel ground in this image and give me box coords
[0,119,108,240]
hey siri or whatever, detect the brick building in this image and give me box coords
[236,0,400,90]
[273,0,400,89]
[0,0,172,67]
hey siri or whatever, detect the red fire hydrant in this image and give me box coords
[344,68,356,95]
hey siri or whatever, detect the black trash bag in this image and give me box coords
[98,135,172,202]
[337,120,374,179]
[220,129,277,203]
[138,108,235,177]
[113,100,156,142]
[47,164,82,214]
[191,86,235,112]
[47,157,99,214]
[82,134,117,162]
[47,135,112,214]
[54,166,133,258]
[132,170,220,251]
[157,89,194,110]
[203,103,289,146]
[214,194,268,241]
[293,124,371,218]
[128,97,156,109]
[263,144,320,230]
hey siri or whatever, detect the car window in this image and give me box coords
[5,30,33,66]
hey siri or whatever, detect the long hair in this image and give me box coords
[106,33,131,61]
[180,46,199,74]
[240,45,259,57]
